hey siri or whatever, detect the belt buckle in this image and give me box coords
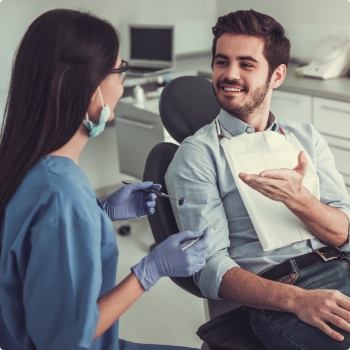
[314,248,339,262]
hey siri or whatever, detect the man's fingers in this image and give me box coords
[312,295,350,342]
[240,173,276,184]
[330,312,350,332]
[293,151,308,176]
[316,320,344,342]
[259,169,291,179]
[240,173,283,189]
[244,175,276,196]
[336,296,350,314]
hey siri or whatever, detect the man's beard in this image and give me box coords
[213,78,270,120]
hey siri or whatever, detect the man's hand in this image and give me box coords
[220,268,350,343]
[293,289,350,342]
[238,151,310,207]
[238,150,348,245]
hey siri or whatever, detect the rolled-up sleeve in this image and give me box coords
[315,128,350,210]
[313,127,350,243]
[165,141,238,300]
[23,219,102,350]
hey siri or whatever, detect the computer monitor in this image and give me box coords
[128,25,174,69]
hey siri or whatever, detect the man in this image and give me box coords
[165,9,350,350]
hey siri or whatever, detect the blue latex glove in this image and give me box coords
[131,227,210,291]
[100,181,162,221]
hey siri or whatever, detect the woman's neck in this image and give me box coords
[47,124,89,164]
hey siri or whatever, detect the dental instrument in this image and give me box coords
[181,225,222,251]
[122,180,185,206]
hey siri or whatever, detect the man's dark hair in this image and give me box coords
[212,9,291,78]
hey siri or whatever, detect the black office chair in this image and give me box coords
[143,76,264,350]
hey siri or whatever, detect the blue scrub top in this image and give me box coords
[0,156,135,350]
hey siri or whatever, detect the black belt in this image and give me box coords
[260,246,345,281]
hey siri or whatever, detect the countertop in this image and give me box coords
[125,54,350,103]
[195,58,350,103]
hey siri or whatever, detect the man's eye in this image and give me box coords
[216,61,228,66]
[241,63,253,68]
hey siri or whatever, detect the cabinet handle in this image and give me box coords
[116,117,154,129]
[321,106,350,115]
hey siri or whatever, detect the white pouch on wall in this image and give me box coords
[221,131,319,251]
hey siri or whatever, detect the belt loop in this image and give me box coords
[289,258,300,275]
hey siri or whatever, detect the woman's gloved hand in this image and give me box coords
[100,181,161,221]
[131,228,211,291]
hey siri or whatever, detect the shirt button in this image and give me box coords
[246,127,253,133]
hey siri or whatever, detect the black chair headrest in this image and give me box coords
[159,76,221,144]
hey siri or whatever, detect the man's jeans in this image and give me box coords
[247,253,350,350]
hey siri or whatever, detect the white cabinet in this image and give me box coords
[313,97,350,140]
[270,92,350,195]
[270,90,312,123]
[313,97,350,194]
[115,97,178,179]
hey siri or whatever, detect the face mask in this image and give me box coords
[84,86,111,138]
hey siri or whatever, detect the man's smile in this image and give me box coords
[223,87,243,92]
[217,80,247,96]
[219,84,247,97]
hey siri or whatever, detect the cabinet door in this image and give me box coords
[115,100,165,179]
[315,97,350,196]
[270,90,312,123]
[313,97,350,140]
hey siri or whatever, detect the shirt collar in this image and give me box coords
[217,108,278,137]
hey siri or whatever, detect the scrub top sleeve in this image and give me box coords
[23,219,102,350]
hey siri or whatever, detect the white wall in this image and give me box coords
[217,0,350,62]
[0,0,217,190]
[0,0,216,92]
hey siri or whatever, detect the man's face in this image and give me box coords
[212,34,272,120]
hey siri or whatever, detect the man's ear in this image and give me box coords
[270,64,287,89]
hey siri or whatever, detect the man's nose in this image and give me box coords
[226,63,241,81]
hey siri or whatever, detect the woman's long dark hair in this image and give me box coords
[0,9,120,221]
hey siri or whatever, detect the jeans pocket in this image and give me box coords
[248,306,275,322]
[275,270,299,285]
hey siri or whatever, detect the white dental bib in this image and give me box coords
[217,118,320,251]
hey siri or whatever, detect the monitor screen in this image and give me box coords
[130,27,173,62]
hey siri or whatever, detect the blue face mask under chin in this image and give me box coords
[84,86,111,138]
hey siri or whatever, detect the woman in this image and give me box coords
[0,9,210,350]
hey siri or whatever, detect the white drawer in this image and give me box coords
[270,90,312,123]
[313,97,350,140]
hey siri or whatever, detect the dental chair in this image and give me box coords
[142,76,264,350]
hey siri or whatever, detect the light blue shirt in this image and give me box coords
[0,157,135,350]
[165,109,350,300]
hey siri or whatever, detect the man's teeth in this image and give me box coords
[223,87,242,92]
